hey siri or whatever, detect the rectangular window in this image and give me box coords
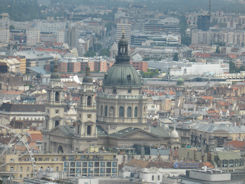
[10,167,14,171]
[76,168,81,173]
[89,162,93,167]
[76,162,81,167]
[106,168,111,173]
[100,162,105,167]
[82,168,87,174]
[100,168,105,173]
[70,168,75,176]
[64,162,69,167]
[107,162,111,167]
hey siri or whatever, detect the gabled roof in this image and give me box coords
[0,103,45,113]
[28,131,43,142]
[50,125,75,137]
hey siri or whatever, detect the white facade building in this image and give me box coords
[56,31,65,43]
[192,29,245,47]
[0,29,9,44]
[170,62,229,76]
[139,168,185,183]
[26,29,40,46]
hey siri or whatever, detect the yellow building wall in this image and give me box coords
[18,57,26,74]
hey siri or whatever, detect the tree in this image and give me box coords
[140,69,159,78]
[99,48,110,57]
[177,78,184,86]
[84,49,96,57]
[9,25,15,30]
[216,46,220,54]
[173,53,179,61]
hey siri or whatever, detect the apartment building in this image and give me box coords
[0,153,118,183]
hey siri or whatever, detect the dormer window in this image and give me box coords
[127,75,131,81]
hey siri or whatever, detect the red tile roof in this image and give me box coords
[0,90,23,95]
[202,96,213,100]
[28,131,43,142]
[226,140,245,149]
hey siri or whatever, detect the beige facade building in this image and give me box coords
[0,153,118,183]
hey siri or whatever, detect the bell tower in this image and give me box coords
[76,67,97,138]
[45,60,65,131]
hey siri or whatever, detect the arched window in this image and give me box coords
[55,92,60,102]
[55,120,59,127]
[87,96,92,106]
[77,125,80,135]
[134,107,138,117]
[119,106,124,117]
[57,145,64,153]
[127,107,132,117]
[87,125,91,136]
[100,105,103,116]
[109,106,115,117]
[104,106,108,117]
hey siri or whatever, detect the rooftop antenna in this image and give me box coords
[208,0,211,17]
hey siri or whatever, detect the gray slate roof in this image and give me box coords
[0,103,45,113]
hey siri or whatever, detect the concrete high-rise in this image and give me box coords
[0,13,9,44]
[66,24,77,49]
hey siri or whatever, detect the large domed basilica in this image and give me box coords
[43,34,179,153]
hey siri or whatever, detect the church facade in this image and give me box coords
[43,35,180,153]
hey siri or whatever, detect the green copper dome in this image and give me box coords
[103,34,142,88]
[103,63,142,87]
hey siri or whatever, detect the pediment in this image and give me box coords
[112,128,158,140]
[126,131,156,139]
[212,129,229,134]
[49,126,75,137]
[49,127,65,137]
